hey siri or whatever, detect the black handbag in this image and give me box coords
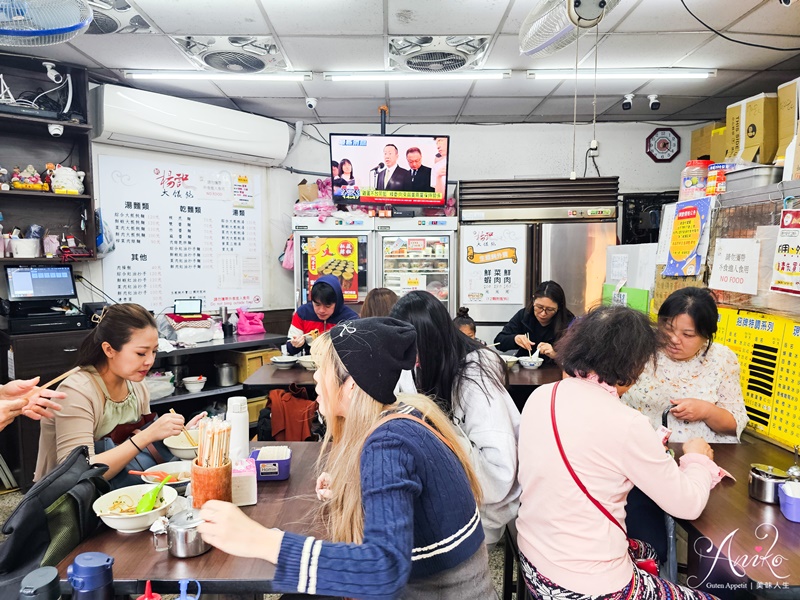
[0,445,110,599]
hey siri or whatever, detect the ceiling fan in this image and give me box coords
[519,0,621,57]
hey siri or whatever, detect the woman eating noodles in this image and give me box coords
[517,305,725,600]
[493,280,574,362]
[199,318,493,599]
[622,287,748,443]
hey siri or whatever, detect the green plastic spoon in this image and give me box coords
[136,475,173,514]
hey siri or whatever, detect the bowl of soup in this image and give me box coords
[93,484,178,533]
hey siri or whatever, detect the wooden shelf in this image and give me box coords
[151,384,245,406]
[0,256,94,264]
[0,110,91,129]
[0,190,91,201]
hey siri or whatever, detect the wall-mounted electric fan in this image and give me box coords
[519,0,620,57]
[0,0,93,46]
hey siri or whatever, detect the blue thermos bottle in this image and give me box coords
[67,552,114,600]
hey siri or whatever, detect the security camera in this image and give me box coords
[778,0,796,6]
[305,97,318,110]
[622,94,634,111]
[648,94,660,111]
[48,123,64,137]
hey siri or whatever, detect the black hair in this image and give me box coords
[658,287,718,352]
[527,280,574,337]
[76,303,157,368]
[556,305,660,387]
[311,281,337,306]
[331,160,339,168]
[453,306,476,334]
[339,158,353,175]
[390,291,505,415]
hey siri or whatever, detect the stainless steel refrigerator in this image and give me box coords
[459,204,618,342]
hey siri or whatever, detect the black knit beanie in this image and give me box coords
[330,317,417,404]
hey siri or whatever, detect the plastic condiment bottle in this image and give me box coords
[679,160,713,201]
[19,566,61,600]
[67,552,114,600]
[226,396,250,462]
[135,581,161,600]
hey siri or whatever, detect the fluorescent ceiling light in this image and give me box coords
[124,71,312,82]
[324,70,510,82]
[527,69,716,81]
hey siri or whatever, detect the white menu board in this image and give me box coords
[98,154,263,312]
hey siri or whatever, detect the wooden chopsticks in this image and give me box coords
[170,408,197,447]
[22,366,81,401]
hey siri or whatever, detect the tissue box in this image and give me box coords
[778,482,800,522]
[250,447,292,481]
[231,458,257,506]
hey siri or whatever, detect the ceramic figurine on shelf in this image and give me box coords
[42,162,55,188]
[0,166,8,191]
[11,164,49,191]
[50,163,85,195]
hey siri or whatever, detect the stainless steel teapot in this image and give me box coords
[152,509,211,558]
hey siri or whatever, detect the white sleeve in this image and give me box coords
[455,355,521,504]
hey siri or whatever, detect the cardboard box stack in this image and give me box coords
[778,78,800,180]
[690,121,725,161]
[725,93,778,164]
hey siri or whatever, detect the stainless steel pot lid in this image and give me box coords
[169,509,204,531]
[750,463,789,479]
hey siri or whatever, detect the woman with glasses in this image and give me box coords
[494,280,575,362]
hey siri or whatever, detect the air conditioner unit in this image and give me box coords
[91,85,290,166]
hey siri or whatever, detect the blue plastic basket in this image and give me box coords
[250,448,292,481]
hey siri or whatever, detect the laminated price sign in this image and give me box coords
[662,197,711,277]
[769,209,800,296]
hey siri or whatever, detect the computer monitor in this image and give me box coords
[4,264,78,302]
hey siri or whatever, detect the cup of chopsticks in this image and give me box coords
[191,416,232,508]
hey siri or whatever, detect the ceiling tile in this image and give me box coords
[303,79,386,99]
[193,97,242,110]
[6,43,103,69]
[387,80,473,98]
[462,97,546,116]
[316,97,394,119]
[212,80,305,98]
[531,95,626,119]
[634,69,757,96]
[389,97,462,117]
[730,2,800,37]
[128,79,225,98]
[459,114,521,123]
[719,70,800,99]
[484,34,594,71]
[236,96,314,118]
[261,0,383,36]
[280,36,385,71]
[601,95,710,118]
[613,0,750,33]
[670,96,738,119]
[677,34,800,70]
[591,33,713,69]
[387,0,506,35]
[132,0,270,35]
[69,35,194,69]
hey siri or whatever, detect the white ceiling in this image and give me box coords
[3,0,800,125]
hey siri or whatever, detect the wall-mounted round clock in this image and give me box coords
[646,128,681,163]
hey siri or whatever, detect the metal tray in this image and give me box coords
[725,165,783,192]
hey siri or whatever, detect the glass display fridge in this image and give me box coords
[375,217,458,316]
[292,216,375,307]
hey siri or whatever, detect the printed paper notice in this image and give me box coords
[611,254,628,282]
[662,197,711,277]
[709,238,760,295]
[769,209,800,296]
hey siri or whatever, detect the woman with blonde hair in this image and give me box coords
[199,317,493,599]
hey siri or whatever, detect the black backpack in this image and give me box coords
[0,445,110,599]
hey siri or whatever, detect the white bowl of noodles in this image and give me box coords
[140,461,193,495]
[93,484,178,533]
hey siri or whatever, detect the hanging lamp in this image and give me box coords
[0,0,93,47]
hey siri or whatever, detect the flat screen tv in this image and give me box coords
[4,264,78,302]
[330,133,449,206]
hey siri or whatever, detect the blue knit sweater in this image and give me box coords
[272,410,485,599]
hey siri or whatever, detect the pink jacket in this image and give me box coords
[517,377,716,595]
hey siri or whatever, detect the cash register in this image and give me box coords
[0,264,87,333]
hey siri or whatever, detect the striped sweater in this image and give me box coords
[272,409,485,599]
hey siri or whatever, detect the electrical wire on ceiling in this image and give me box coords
[680,0,800,51]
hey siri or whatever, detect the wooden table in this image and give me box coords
[506,364,561,388]
[673,435,800,596]
[57,442,320,595]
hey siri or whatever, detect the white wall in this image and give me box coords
[265,121,694,309]
[87,121,694,312]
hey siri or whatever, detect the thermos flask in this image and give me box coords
[19,566,61,600]
[67,552,114,600]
